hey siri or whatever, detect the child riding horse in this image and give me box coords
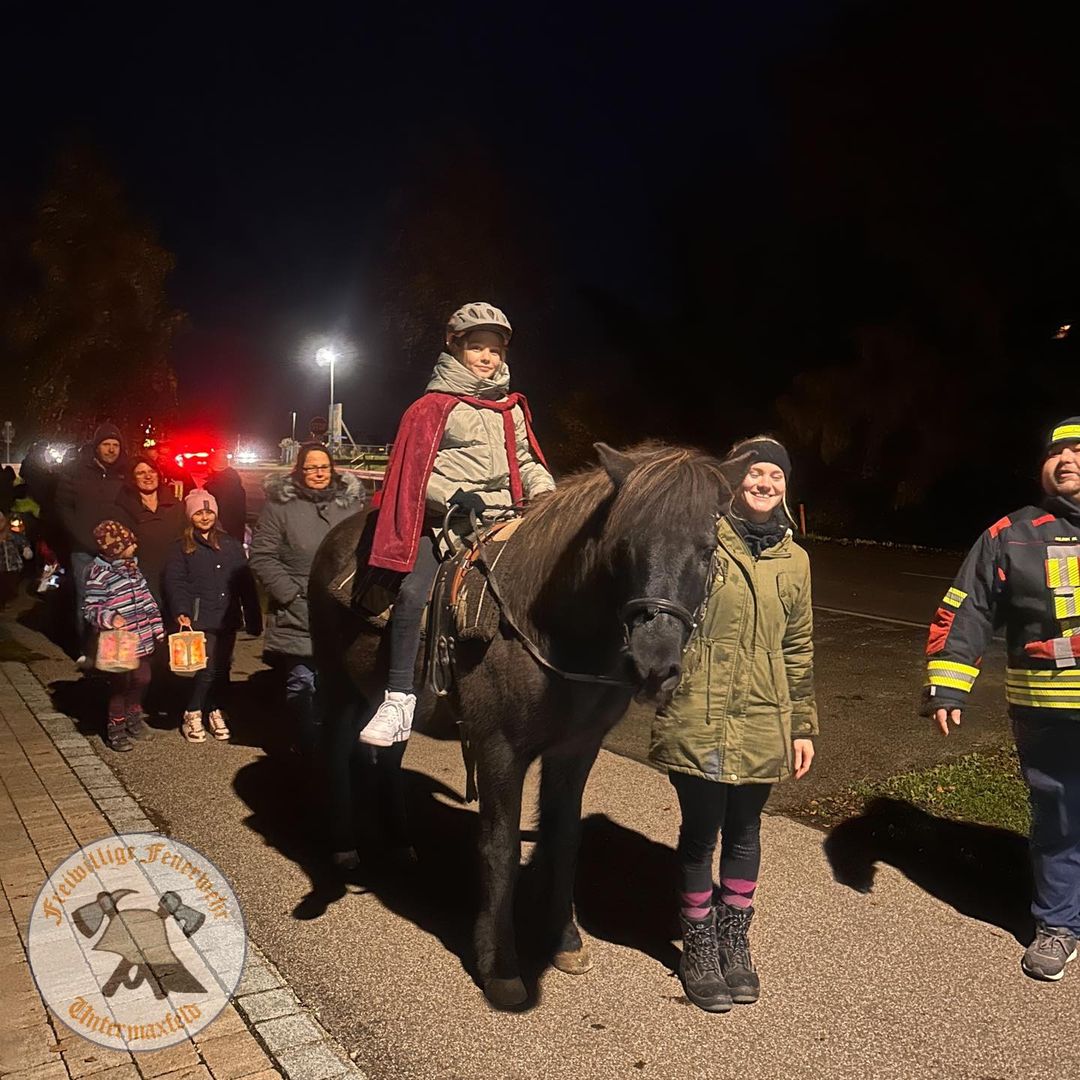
[359,301,554,748]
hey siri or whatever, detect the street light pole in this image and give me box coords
[315,346,339,450]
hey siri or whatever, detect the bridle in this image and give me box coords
[619,597,698,647]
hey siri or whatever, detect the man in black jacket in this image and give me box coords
[56,423,127,660]
[924,416,1080,981]
[204,450,247,543]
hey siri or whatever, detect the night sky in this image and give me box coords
[6,2,1080,541]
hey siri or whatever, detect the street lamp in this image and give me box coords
[315,346,337,443]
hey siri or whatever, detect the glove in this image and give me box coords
[448,490,489,516]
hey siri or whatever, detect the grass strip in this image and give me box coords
[792,740,1031,835]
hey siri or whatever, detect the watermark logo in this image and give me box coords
[28,833,246,1051]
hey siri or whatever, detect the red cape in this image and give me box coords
[369,391,548,573]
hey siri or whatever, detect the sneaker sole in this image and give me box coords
[1022,947,1077,981]
[358,732,395,747]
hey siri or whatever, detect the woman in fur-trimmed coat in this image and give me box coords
[249,444,365,753]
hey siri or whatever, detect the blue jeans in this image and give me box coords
[1011,707,1080,934]
[271,655,320,756]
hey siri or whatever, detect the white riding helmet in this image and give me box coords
[446,302,513,345]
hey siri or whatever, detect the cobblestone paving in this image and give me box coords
[0,662,365,1080]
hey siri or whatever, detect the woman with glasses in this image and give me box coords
[250,442,364,755]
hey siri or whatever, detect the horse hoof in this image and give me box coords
[484,977,528,1008]
[552,945,594,975]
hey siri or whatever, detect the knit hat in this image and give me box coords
[1046,417,1080,455]
[92,423,122,449]
[727,437,792,481]
[93,520,136,558]
[184,489,219,520]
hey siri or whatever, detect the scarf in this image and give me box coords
[369,391,547,573]
[727,513,787,558]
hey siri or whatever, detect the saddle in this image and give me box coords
[423,515,526,697]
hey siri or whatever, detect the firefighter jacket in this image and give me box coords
[925,496,1080,712]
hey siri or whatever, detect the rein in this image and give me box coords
[472,552,698,690]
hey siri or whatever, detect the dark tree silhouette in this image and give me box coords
[8,144,185,440]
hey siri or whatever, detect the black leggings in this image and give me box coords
[670,771,772,897]
[187,630,236,714]
[387,533,440,693]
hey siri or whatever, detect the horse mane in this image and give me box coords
[511,442,731,603]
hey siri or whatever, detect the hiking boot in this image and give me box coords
[1022,926,1078,981]
[125,713,153,740]
[678,909,732,1013]
[206,709,231,741]
[106,720,134,753]
[358,691,416,747]
[181,711,207,744]
[717,903,760,1003]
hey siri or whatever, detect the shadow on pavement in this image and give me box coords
[824,797,1034,944]
[17,584,80,658]
[47,664,288,750]
[232,755,682,1008]
[576,813,680,972]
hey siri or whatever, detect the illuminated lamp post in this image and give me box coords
[315,346,337,441]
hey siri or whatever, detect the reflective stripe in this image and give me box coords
[1006,665,1080,705]
[1006,693,1080,709]
[926,659,979,693]
[1006,667,1080,682]
[1051,423,1080,444]
[929,660,980,677]
[1005,686,1080,697]
[1054,591,1080,619]
[1045,555,1080,589]
[1054,637,1078,668]
[930,676,978,692]
[942,587,968,609]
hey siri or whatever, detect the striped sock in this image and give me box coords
[719,877,757,910]
[680,889,713,921]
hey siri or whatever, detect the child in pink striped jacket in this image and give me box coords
[84,520,164,752]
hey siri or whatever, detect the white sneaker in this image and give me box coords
[206,709,231,741]
[358,691,416,747]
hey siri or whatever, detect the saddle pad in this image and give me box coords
[451,517,526,642]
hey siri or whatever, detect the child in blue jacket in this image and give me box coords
[164,491,262,743]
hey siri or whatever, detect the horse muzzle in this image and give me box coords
[621,596,695,704]
[625,624,685,705]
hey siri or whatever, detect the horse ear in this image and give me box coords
[594,443,636,488]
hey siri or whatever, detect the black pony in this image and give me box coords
[308,443,730,1008]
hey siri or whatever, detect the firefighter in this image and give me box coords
[924,416,1080,981]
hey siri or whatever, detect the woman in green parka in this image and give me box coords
[649,435,818,1014]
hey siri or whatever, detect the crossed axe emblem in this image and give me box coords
[72,890,207,999]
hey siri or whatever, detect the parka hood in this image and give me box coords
[264,469,363,509]
[426,351,510,401]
